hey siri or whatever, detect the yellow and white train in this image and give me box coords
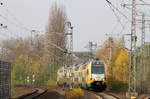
[57,58,107,90]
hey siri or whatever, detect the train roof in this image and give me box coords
[92,59,104,63]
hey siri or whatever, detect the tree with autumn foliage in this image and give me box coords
[0,3,68,85]
[95,37,130,91]
[113,48,129,82]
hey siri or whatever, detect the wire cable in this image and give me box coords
[105,0,130,22]
[105,0,130,37]
[106,1,124,29]
[3,7,32,32]
[0,13,30,32]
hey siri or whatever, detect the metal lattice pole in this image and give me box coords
[66,21,73,66]
[89,42,93,59]
[87,41,97,59]
[129,0,137,93]
[70,27,73,65]
[140,13,146,93]
[27,55,30,85]
[108,37,113,91]
[66,21,73,89]
[142,14,146,94]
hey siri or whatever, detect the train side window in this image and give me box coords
[60,69,63,73]
[80,72,82,76]
[87,69,89,75]
[83,63,87,69]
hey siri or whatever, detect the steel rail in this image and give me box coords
[85,89,121,99]
[103,92,121,99]
[85,90,105,99]
[16,88,47,99]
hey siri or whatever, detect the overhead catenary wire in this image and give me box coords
[0,29,19,40]
[0,13,31,37]
[0,25,19,39]
[3,7,32,32]
[106,0,124,29]
[105,0,130,37]
[139,0,148,4]
[0,13,35,41]
[105,0,130,22]
[0,13,31,33]
[121,1,150,17]
[119,20,129,34]
[46,41,83,62]
[110,21,119,34]
[1,3,82,62]
[0,5,33,39]
[105,0,150,36]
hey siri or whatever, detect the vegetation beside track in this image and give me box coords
[95,37,129,92]
[66,88,84,99]
[95,36,150,93]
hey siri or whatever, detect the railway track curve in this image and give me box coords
[17,88,47,99]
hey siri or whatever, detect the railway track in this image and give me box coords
[17,88,47,99]
[86,90,120,99]
[140,95,150,99]
[97,92,120,99]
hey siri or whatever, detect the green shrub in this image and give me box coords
[108,80,128,92]
[66,88,84,99]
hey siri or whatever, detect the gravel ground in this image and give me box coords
[11,86,33,99]
[12,85,135,99]
[138,94,150,99]
[37,86,98,99]
[84,91,98,99]
[106,92,126,99]
[36,90,65,99]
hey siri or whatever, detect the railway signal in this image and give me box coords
[65,21,74,91]
[32,74,35,87]
[32,75,35,82]
[66,21,73,66]
[27,76,30,83]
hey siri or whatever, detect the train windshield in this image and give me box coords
[91,61,105,74]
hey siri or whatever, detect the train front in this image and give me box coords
[90,59,107,90]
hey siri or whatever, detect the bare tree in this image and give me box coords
[44,3,67,80]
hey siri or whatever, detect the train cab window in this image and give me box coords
[92,66,105,74]
[91,61,105,74]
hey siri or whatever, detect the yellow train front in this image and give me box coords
[57,59,107,91]
[75,59,107,90]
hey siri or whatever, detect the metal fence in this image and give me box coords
[0,61,11,99]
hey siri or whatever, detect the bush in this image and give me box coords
[45,80,56,86]
[108,80,128,92]
[66,88,84,99]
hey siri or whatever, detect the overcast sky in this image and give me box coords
[1,0,135,51]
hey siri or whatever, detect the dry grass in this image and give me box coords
[11,86,33,98]
[66,88,84,99]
